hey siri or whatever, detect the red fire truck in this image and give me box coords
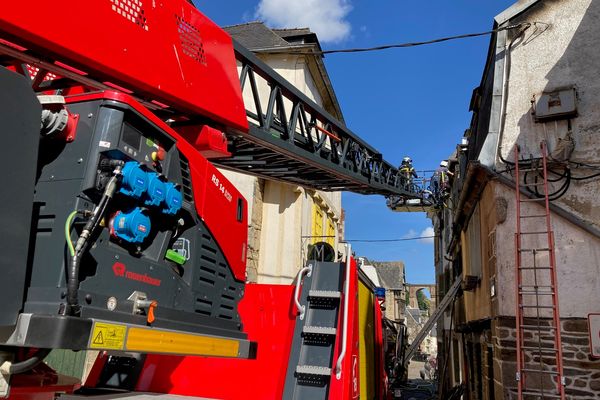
[0,2,423,398]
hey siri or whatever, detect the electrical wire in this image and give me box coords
[318,23,531,55]
[343,235,435,243]
[64,210,78,257]
[522,167,571,201]
[569,160,600,170]
[565,169,600,180]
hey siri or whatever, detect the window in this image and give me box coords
[326,217,336,246]
[312,203,324,244]
[466,204,482,277]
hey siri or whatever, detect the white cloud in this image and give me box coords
[402,229,417,239]
[419,227,435,244]
[256,0,352,43]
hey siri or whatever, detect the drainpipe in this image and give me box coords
[494,23,529,166]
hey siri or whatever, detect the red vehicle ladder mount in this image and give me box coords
[513,142,565,400]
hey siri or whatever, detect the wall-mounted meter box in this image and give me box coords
[534,87,577,121]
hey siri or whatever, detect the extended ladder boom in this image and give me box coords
[403,278,462,364]
[0,1,417,198]
[216,43,416,197]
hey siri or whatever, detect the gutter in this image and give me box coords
[452,161,481,225]
[446,161,482,253]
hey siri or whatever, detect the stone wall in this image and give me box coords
[494,317,600,399]
[245,178,264,282]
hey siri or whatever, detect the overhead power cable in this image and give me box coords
[302,235,436,243]
[343,235,435,243]
[318,22,533,55]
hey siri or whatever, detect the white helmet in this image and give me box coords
[403,156,412,164]
[440,160,448,168]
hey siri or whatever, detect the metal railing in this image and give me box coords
[293,264,313,320]
[335,244,352,379]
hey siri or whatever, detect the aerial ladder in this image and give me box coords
[0,1,431,399]
[402,278,462,366]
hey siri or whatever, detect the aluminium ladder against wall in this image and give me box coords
[513,142,565,400]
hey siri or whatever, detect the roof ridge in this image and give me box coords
[223,21,264,28]
[272,27,311,31]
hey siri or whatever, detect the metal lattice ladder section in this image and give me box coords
[513,142,565,400]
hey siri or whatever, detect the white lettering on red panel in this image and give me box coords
[211,174,232,202]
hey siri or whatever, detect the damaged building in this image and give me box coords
[432,0,600,398]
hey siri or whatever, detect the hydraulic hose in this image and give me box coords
[7,348,51,375]
[65,165,122,315]
[64,210,78,257]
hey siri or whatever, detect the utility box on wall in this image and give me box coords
[534,87,578,121]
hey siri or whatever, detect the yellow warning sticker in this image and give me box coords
[90,322,127,350]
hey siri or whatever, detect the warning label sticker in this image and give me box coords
[90,322,127,350]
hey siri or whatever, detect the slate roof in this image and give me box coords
[223,22,322,52]
[223,22,289,51]
[371,261,405,289]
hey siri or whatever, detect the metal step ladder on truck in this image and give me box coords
[0,1,431,399]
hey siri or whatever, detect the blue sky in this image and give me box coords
[194,0,516,283]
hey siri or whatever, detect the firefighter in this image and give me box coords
[399,156,418,192]
[432,160,453,202]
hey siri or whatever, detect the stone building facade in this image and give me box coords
[221,23,345,284]
[431,1,600,398]
[359,260,407,323]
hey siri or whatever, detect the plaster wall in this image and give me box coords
[497,0,600,228]
[492,182,600,318]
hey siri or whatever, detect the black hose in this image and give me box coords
[65,166,121,315]
[8,348,51,375]
[65,197,107,314]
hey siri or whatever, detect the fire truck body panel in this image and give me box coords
[0,0,248,132]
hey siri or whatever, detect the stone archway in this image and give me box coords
[407,284,437,310]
